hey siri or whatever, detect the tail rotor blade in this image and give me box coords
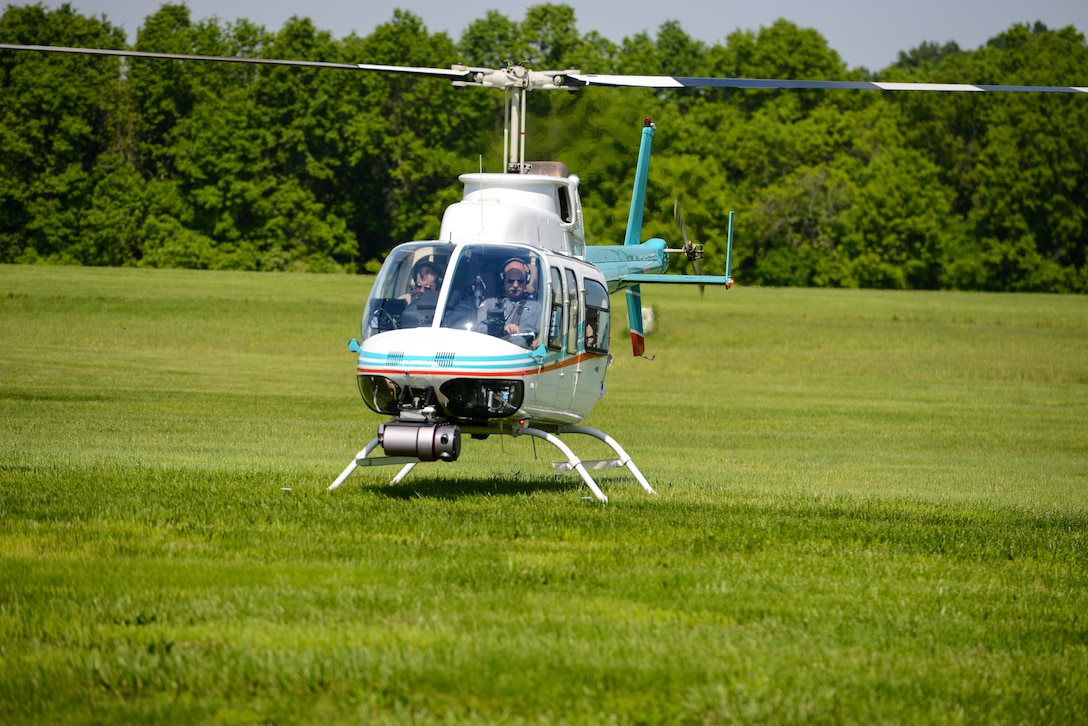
[674,198,704,294]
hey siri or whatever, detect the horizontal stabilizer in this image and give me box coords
[553,458,624,471]
[619,274,733,286]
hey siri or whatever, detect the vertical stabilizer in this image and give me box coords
[623,119,656,247]
[623,118,655,356]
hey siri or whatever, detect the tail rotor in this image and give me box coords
[672,198,705,293]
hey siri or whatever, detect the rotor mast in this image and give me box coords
[504,86,527,173]
[451,63,579,173]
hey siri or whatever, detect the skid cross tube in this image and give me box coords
[329,425,655,502]
[553,425,655,495]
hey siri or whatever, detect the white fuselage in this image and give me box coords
[353,168,614,431]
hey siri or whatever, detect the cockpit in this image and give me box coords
[361,242,548,348]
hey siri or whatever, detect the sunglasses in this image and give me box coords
[504,275,526,283]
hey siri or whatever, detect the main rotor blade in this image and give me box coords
[567,73,1088,94]
[6,43,1083,94]
[0,43,474,81]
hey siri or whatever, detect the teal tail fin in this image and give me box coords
[623,119,655,357]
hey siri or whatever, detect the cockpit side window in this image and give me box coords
[565,269,579,353]
[584,278,610,354]
[558,187,572,223]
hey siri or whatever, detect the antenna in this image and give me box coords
[478,155,485,233]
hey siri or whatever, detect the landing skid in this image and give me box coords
[328,423,654,503]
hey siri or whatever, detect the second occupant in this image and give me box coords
[401,259,442,302]
[399,258,445,328]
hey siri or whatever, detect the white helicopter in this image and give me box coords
[334,108,731,503]
[4,43,1085,501]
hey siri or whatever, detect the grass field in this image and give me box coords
[2,264,1086,724]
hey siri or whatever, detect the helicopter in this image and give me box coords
[3,42,1085,502]
[331,109,732,504]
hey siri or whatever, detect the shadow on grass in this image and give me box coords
[365,473,591,501]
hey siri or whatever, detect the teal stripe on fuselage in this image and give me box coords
[358,350,559,373]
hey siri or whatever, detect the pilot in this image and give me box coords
[400,259,443,303]
[477,257,540,343]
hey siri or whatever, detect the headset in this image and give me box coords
[500,257,531,286]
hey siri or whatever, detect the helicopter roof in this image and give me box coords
[439,169,586,257]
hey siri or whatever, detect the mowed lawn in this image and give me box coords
[2,264,1086,724]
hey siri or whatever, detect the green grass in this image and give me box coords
[2,264,1086,724]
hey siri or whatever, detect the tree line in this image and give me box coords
[2,2,1086,291]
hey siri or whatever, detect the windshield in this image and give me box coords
[439,245,547,349]
[361,242,452,340]
[361,243,547,349]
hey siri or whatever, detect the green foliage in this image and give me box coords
[0,5,1085,290]
[520,2,582,68]
[886,23,1088,292]
[0,2,126,263]
[458,10,522,68]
